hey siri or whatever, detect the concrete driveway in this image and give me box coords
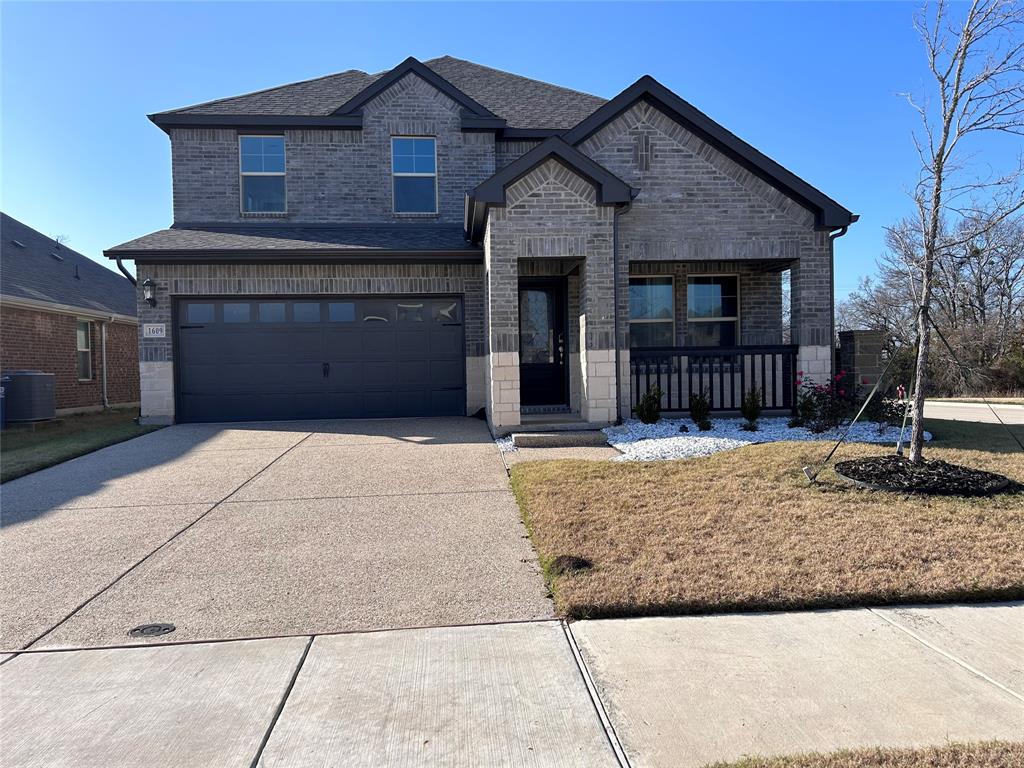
[0,417,552,650]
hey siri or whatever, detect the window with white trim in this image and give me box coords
[629,276,675,348]
[392,137,437,213]
[76,320,92,380]
[686,275,739,347]
[239,136,286,213]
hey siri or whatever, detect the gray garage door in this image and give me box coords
[176,297,465,422]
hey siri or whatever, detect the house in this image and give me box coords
[1,212,139,413]
[105,56,855,431]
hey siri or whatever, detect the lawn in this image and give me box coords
[511,419,1024,619]
[706,741,1023,768]
[1,408,161,483]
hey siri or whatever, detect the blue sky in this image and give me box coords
[1,1,1014,298]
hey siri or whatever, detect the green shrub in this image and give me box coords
[740,387,762,431]
[689,390,712,431]
[636,385,663,424]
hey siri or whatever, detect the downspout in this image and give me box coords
[612,199,634,424]
[101,318,110,409]
[116,257,137,286]
[828,225,850,375]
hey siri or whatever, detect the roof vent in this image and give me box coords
[50,251,64,261]
[11,239,26,248]
[74,265,81,279]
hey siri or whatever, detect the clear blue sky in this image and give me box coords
[2,1,1013,298]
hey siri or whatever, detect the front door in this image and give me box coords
[518,279,568,407]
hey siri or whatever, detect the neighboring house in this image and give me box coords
[1,213,139,413]
[106,56,855,430]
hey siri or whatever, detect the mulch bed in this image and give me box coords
[835,455,1011,496]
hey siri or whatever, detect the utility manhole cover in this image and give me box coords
[128,623,176,638]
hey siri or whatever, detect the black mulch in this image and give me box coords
[835,455,1011,496]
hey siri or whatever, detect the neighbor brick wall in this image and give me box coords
[171,73,498,225]
[0,304,139,410]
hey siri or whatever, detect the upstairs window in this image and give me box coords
[687,275,739,347]
[240,136,286,213]
[76,320,92,380]
[392,137,436,214]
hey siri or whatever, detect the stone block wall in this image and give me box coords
[838,329,886,389]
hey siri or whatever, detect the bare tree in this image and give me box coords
[901,0,1024,463]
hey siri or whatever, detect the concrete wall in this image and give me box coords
[0,304,139,411]
[135,263,485,423]
[171,73,497,225]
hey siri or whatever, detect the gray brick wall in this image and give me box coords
[136,262,485,361]
[579,100,832,348]
[171,73,497,225]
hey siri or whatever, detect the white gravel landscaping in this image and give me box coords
[604,417,932,462]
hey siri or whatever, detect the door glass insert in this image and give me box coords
[396,302,425,322]
[186,303,215,323]
[223,303,251,323]
[432,300,460,323]
[293,302,320,322]
[519,289,555,364]
[328,302,355,322]
[258,303,286,322]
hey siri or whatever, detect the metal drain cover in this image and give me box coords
[128,623,176,638]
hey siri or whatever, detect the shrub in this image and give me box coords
[636,384,663,424]
[861,393,905,431]
[740,387,762,431]
[791,374,854,433]
[689,390,712,431]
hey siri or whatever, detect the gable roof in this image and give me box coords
[561,75,856,229]
[465,137,635,241]
[150,56,606,132]
[1,213,136,318]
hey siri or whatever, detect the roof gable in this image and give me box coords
[562,76,855,229]
[331,57,500,123]
[465,137,634,241]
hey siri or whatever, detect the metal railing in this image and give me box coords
[630,345,799,411]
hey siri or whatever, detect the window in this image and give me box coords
[186,303,215,323]
[629,276,675,348]
[293,303,320,323]
[687,275,739,347]
[223,303,251,323]
[258,303,286,323]
[328,302,355,322]
[392,137,436,213]
[76,320,92,380]
[240,136,286,213]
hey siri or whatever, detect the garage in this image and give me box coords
[175,296,465,422]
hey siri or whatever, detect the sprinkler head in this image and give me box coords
[802,466,817,483]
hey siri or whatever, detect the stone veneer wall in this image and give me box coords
[136,262,485,422]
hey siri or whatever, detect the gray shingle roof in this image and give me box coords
[158,56,606,130]
[105,224,480,257]
[1,213,137,317]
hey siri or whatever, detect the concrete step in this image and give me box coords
[512,430,609,449]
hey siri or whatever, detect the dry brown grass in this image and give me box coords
[511,433,1024,619]
[705,741,1024,767]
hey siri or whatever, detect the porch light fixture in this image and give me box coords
[142,279,157,307]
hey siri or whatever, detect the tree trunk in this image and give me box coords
[908,277,932,463]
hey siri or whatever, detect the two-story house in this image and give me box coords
[106,56,855,432]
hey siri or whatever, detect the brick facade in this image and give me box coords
[0,304,139,411]
[150,73,841,427]
[171,73,496,225]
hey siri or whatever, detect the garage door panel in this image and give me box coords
[177,297,465,422]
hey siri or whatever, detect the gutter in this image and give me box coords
[116,257,137,286]
[0,294,137,325]
[828,223,852,373]
[101,319,110,409]
[612,197,636,424]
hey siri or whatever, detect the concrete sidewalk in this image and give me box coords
[2,603,1020,767]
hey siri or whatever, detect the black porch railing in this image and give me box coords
[630,345,799,412]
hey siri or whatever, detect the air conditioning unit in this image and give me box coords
[3,371,56,422]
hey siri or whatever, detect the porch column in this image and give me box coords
[483,217,521,431]
[791,234,834,383]
[579,228,617,425]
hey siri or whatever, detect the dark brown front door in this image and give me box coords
[519,279,568,407]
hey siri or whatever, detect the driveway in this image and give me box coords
[0,417,552,650]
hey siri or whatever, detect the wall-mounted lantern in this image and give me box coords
[142,279,158,307]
